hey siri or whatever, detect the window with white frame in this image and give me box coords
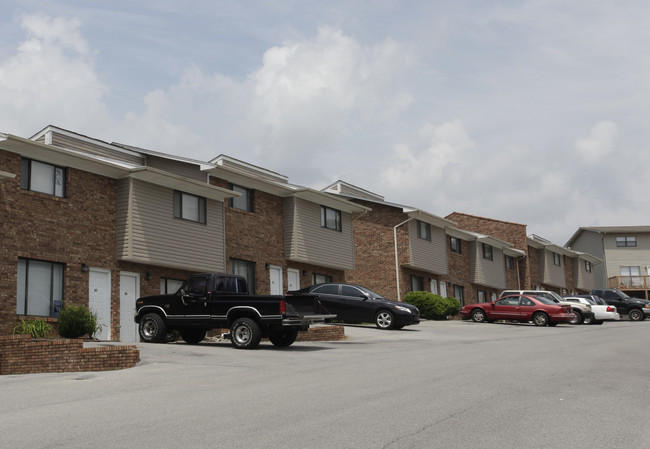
[450,237,461,254]
[616,236,637,247]
[17,258,64,317]
[430,279,438,295]
[417,221,431,241]
[506,255,515,270]
[229,184,254,212]
[482,243,493,261]
[411,275,424,291]
[453,285,465,306]
[439,281,447,297]
[585,260,592,273]
[477,290,487,303]
[20,158,66,198]
[230,259,256,294]
[320,206,342,231]
[553,252,562,266]
[160,278,184,294]
[174,190,206,224]
[313,273,333,284]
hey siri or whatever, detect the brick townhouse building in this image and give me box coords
[322,181,526,305]
[446,213,600,296]
[0,126,366,341]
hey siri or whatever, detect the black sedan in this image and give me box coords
[287,283,420,330]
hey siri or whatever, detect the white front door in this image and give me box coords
[119,272,140,342]
[269,265,283,295]
[89,268,111,340]
[287,269,300,292]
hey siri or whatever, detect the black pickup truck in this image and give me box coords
[134,273,334,349]
[591,288,650,321]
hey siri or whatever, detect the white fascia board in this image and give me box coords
[127,167,239,201]
[203,164,294,197]
[406,210,456,229]
[573,251,602,265]
[0,133,132,178]
[292,189,370,214]
[503,247,527,257]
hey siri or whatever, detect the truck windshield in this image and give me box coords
[613,289,631,299]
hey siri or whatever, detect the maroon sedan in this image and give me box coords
[460,294,574,326]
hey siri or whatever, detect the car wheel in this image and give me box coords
[570,310,583,325]
[268,329,299,347]
[375,310,395,329]
[180,329,206,344]
[471,308,487,323]
[139,313,167,343]
[230,317,262,349]
[628,309,644,321]
[582,315,594,325]
[532,312,549,326]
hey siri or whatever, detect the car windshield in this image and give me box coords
[357,286,386,300]
[533,296,555,305]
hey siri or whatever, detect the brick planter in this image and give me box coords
[0,335,140,375]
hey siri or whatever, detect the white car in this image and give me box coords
[563,296,620,324]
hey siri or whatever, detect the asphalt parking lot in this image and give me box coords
[2,319,650,449]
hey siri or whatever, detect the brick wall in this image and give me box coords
[297,325,345,342]
[0,334,139,375]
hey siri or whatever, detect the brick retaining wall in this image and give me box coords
[0,335,140,375]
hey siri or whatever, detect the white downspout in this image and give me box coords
[394,217,415,301]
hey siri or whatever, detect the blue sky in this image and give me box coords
[1,0,649,245]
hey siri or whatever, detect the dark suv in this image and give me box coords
[591,289,650,321]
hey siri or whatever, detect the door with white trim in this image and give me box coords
[119,272,140,342]
[287,269,300,292]
[269,265,283,295]
[89,268,111,340]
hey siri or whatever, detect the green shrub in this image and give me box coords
[404,291,461,320]
[13,319,54,338]
[57,305,103,339]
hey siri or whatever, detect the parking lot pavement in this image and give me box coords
[3,319,650,449]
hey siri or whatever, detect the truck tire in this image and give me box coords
[180,329,206,345]
[269,329,299,347]
[139,313,167,343]
[230,317,262,349]
[628,309,644,321]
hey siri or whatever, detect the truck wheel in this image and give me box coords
[569,310,583,325]
[139,313,167,343]
[375,310,395,329]
[628,309,644,321]
[532,312,549,326]
[269,329,299,347]
[180,329,206,345]
[230,317,262,349]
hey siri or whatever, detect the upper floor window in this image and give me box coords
[20,158,66,198]
[616,236,637,247]
[505,255,515,270]
[17,258,64,317]
[482,243,493,261]
[174,190,206,224]
[229,184,254,212]
[450,237,461,254]
[553,252,562,266]
[585,260,592,273]
[417,221,431,241]
[321,206,342,231]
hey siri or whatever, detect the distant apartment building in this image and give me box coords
[566,226,650,298]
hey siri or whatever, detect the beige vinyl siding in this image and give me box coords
[146,155,208,182]
[539,249,566,288]
[569,230,607,287]
[50,132,143,165]
[284,197,355,270]
[116,178,132,259]
[408,221,448,274]
[117,178,225,272]
[469,243,506,289]
[574,258,595,291]
[603,233,650,279]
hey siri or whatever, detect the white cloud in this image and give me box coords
[0,13,109,136]
[574,120,619,163]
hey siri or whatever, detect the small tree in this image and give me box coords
[404,291,461,320]
[57,305,103,339]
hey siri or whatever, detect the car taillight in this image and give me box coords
[607,306,616,312]
[279,300,286,315]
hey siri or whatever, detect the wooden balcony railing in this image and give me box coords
[608,276,650,290]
